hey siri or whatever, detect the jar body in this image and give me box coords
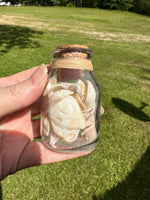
[40,68,101,153]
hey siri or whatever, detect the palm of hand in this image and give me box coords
[0,107,36,179]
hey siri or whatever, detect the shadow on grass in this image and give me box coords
[93,146,150,200]
[112,97,150,121]
[140,76,150,81]
[0,25,43,54]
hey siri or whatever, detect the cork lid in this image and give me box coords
[51,44,93,71]
[57,44,88,49]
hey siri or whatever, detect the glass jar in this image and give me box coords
[40,44,101,153]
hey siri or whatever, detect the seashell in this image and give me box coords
[47,84,66,99]
[61,82,78,93]
[82,103,95,118]
[85,114,95,128]
[82,124,97,141]
[73,94,86,111]
[77,80,86,101]
[63,129,80,143]
[42,115,51,136]
[51,120,64,137]
[51,121,80,142]
[43,74,57,96]
[49,89,74,103]
[49,130,59,147]
[84,80,96,107]
[47,82,77,98]
[47,74,57,90]
[49,95,86,129]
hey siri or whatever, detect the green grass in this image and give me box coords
[0,6,150,200]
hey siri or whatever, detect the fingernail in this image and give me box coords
[32,64,48,85]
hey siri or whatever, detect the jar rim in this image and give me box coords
[51,47,93,60]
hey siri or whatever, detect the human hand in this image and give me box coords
[0,65,93,180]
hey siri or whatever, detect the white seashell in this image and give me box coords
[49,131,59,147]
[82,124,97,141]
[84,80,96,107]
[63,129,79,143]
[49,95,86,129]
[82,103,95,118]
[85,114,95,128]
[77,80,86,101]
[73,93,86,111]
[51,121,80,142]
[47,84,66,99]
[43,75,57,96]
[47,82,77,98]
[50,89,74,103]
[42,116,50,136]
[51,121,64,137]
[61,82,78,93]
[47,75,57,91]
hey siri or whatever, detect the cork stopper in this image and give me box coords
[51,44,93,71]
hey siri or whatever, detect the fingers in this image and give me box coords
[16,141,92,171]
[0,65,48,119]
[0,67,38,87]
[30,99,41,117]
[0,64,51,87]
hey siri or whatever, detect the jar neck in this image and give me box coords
[51,68,91,83]
[51,58,93,71]
[51,47,94,71]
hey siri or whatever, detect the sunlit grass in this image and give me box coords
[0,6,150,200]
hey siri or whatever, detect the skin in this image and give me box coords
[0,65,102,180]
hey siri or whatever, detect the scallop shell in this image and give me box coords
[82,103,95,118]
[61,82,78,93]
[73,93,86,111]
[47,74,57,90]
[51,121,64,137]
[84,80,96,107]
[43,74,57,96]
[77,80,86,101]
[47,82,77,98]
[49,89,74,103]
[82,124,97,141]
[85,114,95,128]
[51,121,80,142]
[63,129,79,143]
[49,95,86,129]
[47,84,66,99]
[49,131,59,147]
[42,115,50,136]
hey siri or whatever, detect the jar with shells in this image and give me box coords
[40,44,101,153]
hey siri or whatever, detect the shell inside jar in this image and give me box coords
[42,75,97,147]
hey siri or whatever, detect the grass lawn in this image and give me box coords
[0,6,150,200]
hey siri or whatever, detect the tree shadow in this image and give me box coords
[93,146,150,200]
[0,25,43,54]
[112,97,150,122]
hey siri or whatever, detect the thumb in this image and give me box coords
[0,64,48,119]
